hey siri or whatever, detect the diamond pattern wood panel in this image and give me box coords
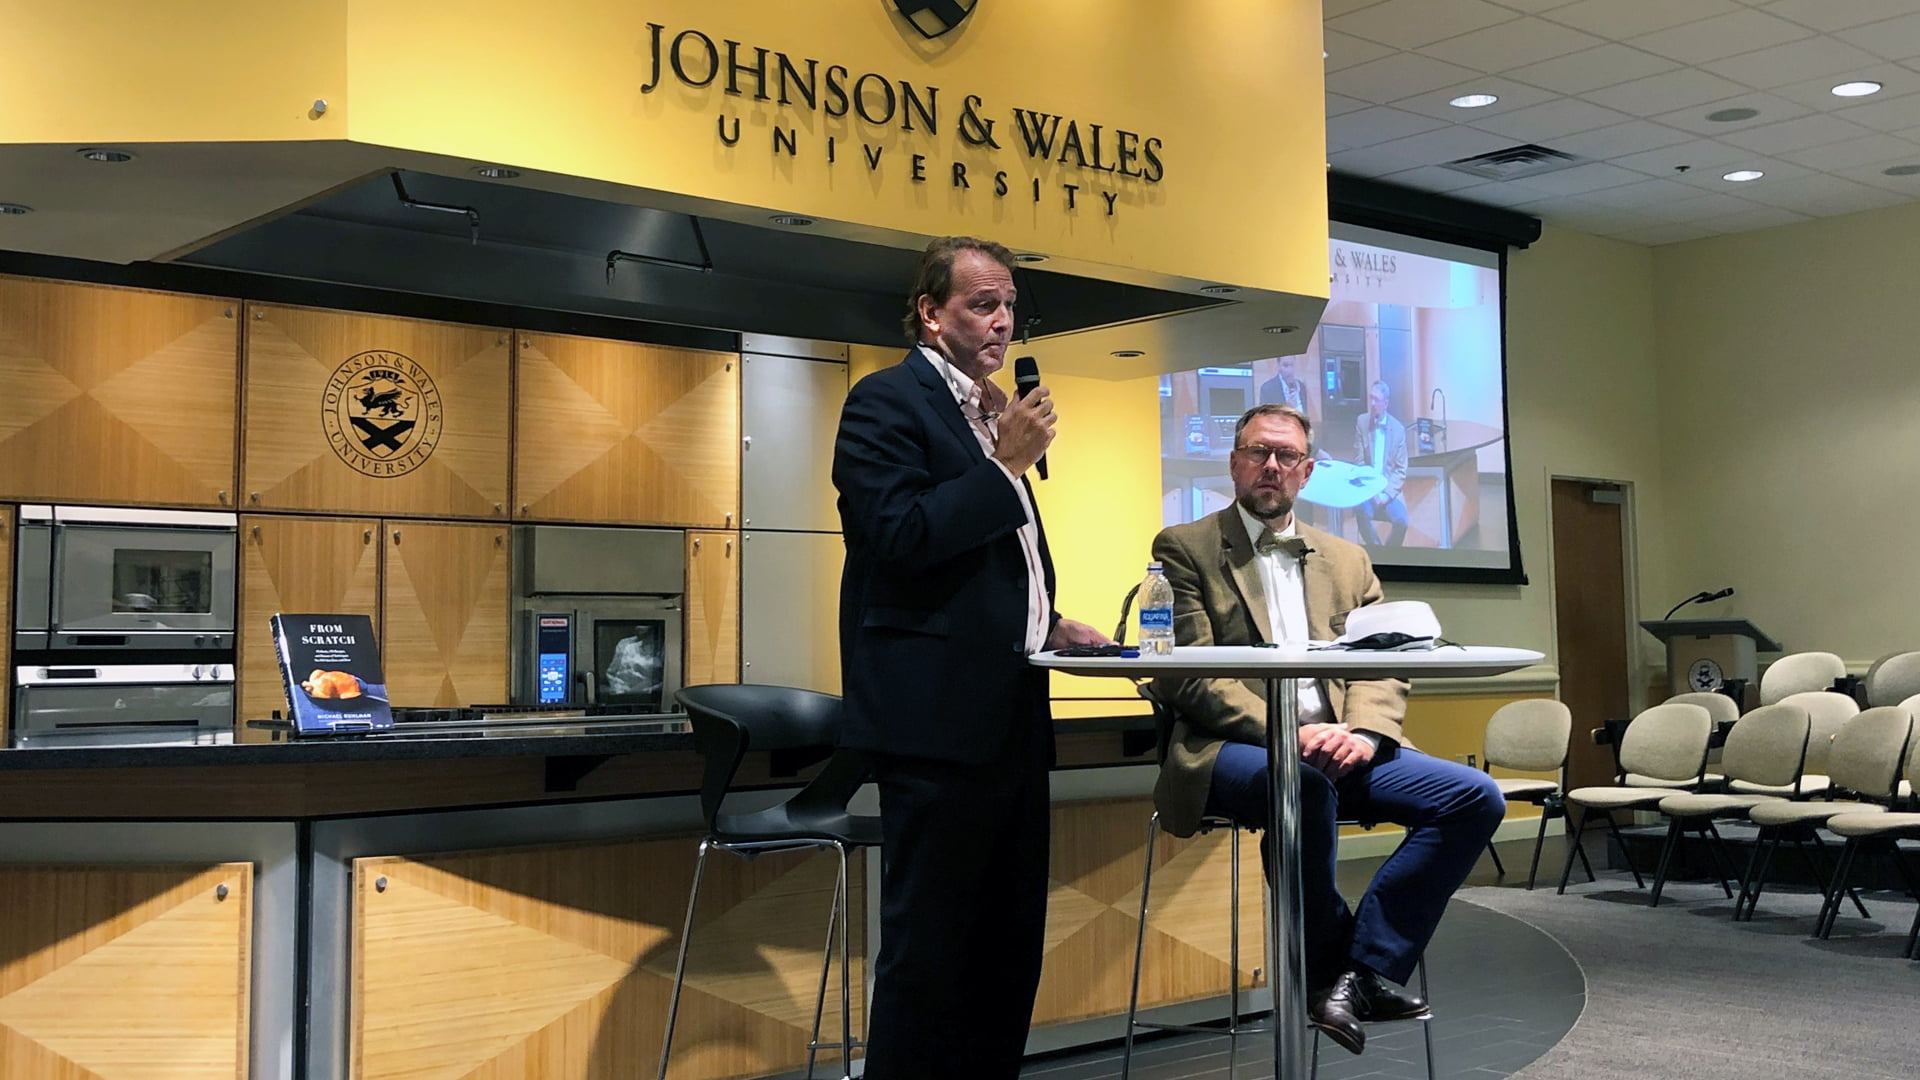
[0,863,251,1080]
[237,515,381,735]
[243,305,508,519]
[381,522,509,709]
[515,335,739,528]
[0,275,237,506]
[352,836,863,1080]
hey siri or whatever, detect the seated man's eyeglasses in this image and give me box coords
[1232,444,1309,469]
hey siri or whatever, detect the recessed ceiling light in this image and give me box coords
[1263,325,1299,335]
[1883,164,1920,176]
[1110,349,1145,358]
[0,203,32,215]
[76,147,135,163]
[1448,93,1499,109]
[1832,80,1883,98]
[472,165,520,179]
[1012,253,1048,263]
[768,214,814,227]
[1200,285,1238,295]
[1722,169,1765,182]
[1706,107,1759,123]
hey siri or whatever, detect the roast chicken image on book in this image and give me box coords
[301,669,363,699]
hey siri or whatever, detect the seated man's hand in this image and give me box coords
[1045,617,1111,650]
[1299,723,1377,780]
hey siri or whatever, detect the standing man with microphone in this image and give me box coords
[833,235,1108,1079]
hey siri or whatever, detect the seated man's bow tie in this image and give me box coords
[1256,533,1311,559]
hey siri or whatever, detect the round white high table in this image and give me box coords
[1032,644,1543,1079]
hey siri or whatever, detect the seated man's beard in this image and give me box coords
[1239,490,1293,521]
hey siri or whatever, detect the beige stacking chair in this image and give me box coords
[1741,706,1914,922]
[1622,692,1740,788]
[1816,743,1920,954]
[1727,691,1858,798]
[1759,651,1846,705]
[1648,703,1810,907]
[1865,652,1920,708]
[1480,699,1580,890]
[1556,702,1713,894]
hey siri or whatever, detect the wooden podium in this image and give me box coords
[1640,618,1781,698]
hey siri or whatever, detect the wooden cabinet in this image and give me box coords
[382,521,510,708]
[516,334,739,527]
[684,531,739,687]
[237,515,381,738]
[351,838,860,1080]
[1,505,9,744]
[243,305,509,519]
[0,275,238,506]
[0,862,251,1078]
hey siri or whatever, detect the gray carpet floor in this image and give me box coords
[1457,869,1920,1080]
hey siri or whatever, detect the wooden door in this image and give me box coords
[382,521,510,708]
[1551,478,1631,794]
[0,275,238,506]
[243,305,509,519]
[0,863,252,1079]
[237,515,380,740]
[685,531,739,687]
[515,334,739,527]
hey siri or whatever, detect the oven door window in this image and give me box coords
[594,620,666,711]
[113,549,215,614]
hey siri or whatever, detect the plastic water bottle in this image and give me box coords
[1137,562,1175,655]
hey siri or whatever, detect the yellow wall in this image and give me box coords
[1653,201,1920,668]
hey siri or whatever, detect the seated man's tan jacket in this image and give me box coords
[1150,508,1409,837]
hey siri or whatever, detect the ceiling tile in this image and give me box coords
[1732,172,1911,215]
[1328,106,1452,149]
[1609,221,1724,245]
[1502,43,1683,95]
[1692,204,1815,232]
[1829,159,1920,192]
[1719,113,1875,155]
[1326,53,1485,103]
[1365,125,1521,167]
[1611,138,1755,178]
[1578,176,1707,210]
[1323,30,1398,73]
[1327,145,1428,177]
[1548,119,1696,159]
[1542,0,1742,41]
[1832,91,1920,133]
[1390,77,1561,122]
[1636,190,1769,221]
[1834,13,1920,62]
[1626,10,1813,65]
[1666,155,1815,191]
[1761,0,1920,35]
[1522,201,1671,235]
[1326,92,1374,117]
[1653,92,1812,136]
[1451,180,1564,207]
[1586,69,1752,116]
[1777,131,1920,170]
[1701,35,1886,91]
[1502,161,1648,195]
[1327,0,1518,51]
[1764,64,1916,111]
[1469,97,1635,142]
[1420,17,1607,73]
[1375,164,1492,194]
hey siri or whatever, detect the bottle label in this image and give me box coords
[1139,607,1173,630]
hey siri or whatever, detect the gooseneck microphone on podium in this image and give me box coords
[1013,355,1047,480]
[1663,587,1734,621]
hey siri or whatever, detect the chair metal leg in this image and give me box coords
[1734,829,1768,920]
[1227,823,1242,1060]
[1525,807,1552,890]
[1809,833,1871,920]
[1605,810,1646,888]
[1309,1027,1320,1080]
[658,837,713,1080]
[1486,840,1506,879]
[804,847,841,1080]
[1417,956,1436,1080]
[1120,813,1160,1080]
[1815,839,1861,939]
[1649,818,1685,907]
[1884,845,1920,958]
[1556,807,1591,894]
[1738,833,1782,921]
[1703,820,1738,899]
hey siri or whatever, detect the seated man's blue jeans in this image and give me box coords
[1205,740,1504,988]
[1350,496,1408,547]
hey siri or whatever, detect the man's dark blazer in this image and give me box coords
[833,348,1058,763]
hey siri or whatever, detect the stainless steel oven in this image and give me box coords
[512,525,685,713]
[12,663,234,747]
[15,506,238,651]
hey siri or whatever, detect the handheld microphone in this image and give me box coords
[1013,355,1047,480]
[1663,587,1734,621]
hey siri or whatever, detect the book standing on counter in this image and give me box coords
[270,614,394,734]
